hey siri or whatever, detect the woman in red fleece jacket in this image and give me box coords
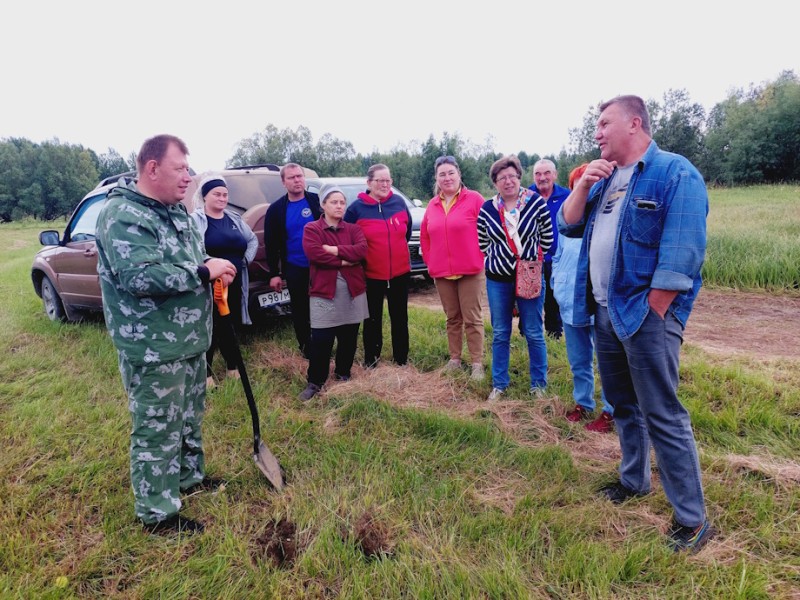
[421,155,486,380]
[344,164,412,368]
[299,185,369,401]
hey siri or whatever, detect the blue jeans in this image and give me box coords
[595,305,706,527]
[486,277,547,391]
[563,323,613,414]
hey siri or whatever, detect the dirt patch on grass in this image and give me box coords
[252,518,298,568]
[351,509,394,559]
[684,288,800,361]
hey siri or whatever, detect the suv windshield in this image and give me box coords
[68,193,106,241]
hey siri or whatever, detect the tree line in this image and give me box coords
[1,71,797,222]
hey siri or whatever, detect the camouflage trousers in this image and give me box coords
[118,353,207,525]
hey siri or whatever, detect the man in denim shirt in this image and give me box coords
[558,95,715,553]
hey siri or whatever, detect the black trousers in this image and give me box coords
[306,323,360,386]
[543,261,562,338]
[364,274,409,366]
[284,263,311,356]
[207,273,244,375]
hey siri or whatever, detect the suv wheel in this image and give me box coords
[41,276,66,322]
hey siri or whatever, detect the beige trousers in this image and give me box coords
[434,271,485,364]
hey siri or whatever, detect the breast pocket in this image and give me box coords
[626,197,664,247]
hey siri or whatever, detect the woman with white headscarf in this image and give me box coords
[298,184,369,401]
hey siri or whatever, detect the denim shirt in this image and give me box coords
[556,141,708,340]
[550,235,586,327]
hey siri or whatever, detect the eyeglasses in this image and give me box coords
[496,174,520,184]
[435,155,457,168]
[371,179,392,185]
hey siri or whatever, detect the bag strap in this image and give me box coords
[499,206,542,261]
[498,207,519,257]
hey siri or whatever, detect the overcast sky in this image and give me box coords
[2,1,796,174]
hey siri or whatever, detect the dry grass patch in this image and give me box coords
[324,363,470,410]
[470,469,530,515]
[269,355,625,479]
[566,434,623,474]
[725,453,800,487]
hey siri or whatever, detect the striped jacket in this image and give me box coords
[477,193,554,282]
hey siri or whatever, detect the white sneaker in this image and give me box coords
[487,387,504,402]
[444,359,462,371]
[470,363,485,381]
[530,387,547,399]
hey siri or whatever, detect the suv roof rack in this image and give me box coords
[95,167,197,189]
[96,170,137,188]
[227,164,281,172]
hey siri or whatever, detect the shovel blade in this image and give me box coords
[254,441,284,491]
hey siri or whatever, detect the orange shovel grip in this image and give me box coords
[213,279,230,316]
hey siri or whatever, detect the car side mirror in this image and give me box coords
[412,199,423,208]
[39,230,60,246]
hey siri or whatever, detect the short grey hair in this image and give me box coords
[599,95,652,136]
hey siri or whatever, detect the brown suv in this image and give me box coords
[31,165,316,322]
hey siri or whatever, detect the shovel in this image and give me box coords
[213,279,285,491]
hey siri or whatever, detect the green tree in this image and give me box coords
[650,89,706,167]
[313,134,360,177]
[755,71,800,181]
[229,124,315,168]
[97,148,132,179]
[567,104,601,164]
[7,138,42,220]
[0,140,29,221]
[37,141,98,219]
[703,71,800,184]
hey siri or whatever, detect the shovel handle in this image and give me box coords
[213,279,230,316]
[211,281,283,489]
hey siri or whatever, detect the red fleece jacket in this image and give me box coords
[343,191,411,280]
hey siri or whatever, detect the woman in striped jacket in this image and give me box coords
[477,155,554,402]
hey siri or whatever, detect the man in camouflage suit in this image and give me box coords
[96,134,237,534]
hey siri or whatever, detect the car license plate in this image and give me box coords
[258,289,291,308]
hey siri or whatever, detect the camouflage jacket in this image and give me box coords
[95,181,212,366]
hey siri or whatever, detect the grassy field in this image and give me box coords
[1,185,799,598]
[705,184,800,291]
